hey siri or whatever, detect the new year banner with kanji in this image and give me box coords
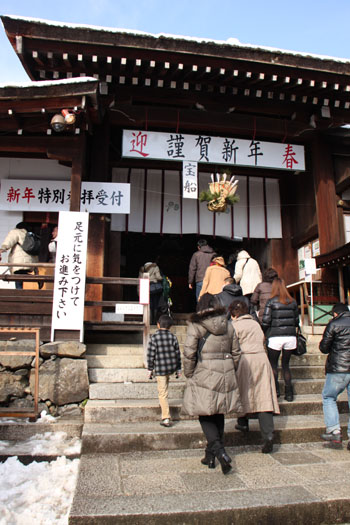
[122,130,305,171]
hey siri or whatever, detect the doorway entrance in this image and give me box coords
[120,232,270,313]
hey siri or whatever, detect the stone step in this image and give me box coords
[81,413,350,454]
[86,353,326,374]
[0,414,83,441]
[88,378,326,401]
[69,442,350,525]
[86,344,144,356]
[302,325,326,335]
[84,393,348,424]
[87,358,325,383]
[286,366,324,379]
[89,368,182,383]
[86,355,145,369]
[89,380,186,400]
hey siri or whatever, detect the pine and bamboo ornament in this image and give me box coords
[199,173,239,212]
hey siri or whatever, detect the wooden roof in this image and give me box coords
[0,78,99,136]
[316,242,350,268]
[2,15,350,140]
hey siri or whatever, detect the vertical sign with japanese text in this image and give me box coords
[51,211,89,342]
[182,161,198,199]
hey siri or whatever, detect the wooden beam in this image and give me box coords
[108,104,310,139]
[0,96,86,114]
[0,135,82,153]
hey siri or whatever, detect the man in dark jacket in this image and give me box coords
[188,239,216,301]
[215,278,253,319]
[319,302,350,448]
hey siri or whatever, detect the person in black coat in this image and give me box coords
[262,278,299,402]
[319,303,350,447]
[215,278,257,319]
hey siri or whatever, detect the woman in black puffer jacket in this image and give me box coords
[262,278,299,402]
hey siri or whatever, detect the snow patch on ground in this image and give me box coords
[0,455,79,524]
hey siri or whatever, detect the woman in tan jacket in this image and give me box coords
[0,222,38,289]
[182,293,242,474]
[198,255,230,300]
[230,299,280,454]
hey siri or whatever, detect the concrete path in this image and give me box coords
[69,440,350,524]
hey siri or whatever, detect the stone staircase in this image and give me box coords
[69,323,350,524]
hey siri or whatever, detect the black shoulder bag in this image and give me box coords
[293,328,307,356]
[196,331,210,363]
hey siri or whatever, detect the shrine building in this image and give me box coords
[1,15,350,326]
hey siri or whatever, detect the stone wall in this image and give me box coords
[0,339,89,416]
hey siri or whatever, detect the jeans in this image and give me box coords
[322,373,350,437]
[195,281,203,301]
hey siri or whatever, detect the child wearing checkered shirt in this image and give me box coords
[147,315,181,427]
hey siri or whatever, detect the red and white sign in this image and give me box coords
[122,130,305,171]
[0,180,130,213]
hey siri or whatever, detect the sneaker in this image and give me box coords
[321,430,342,444]
[160,418,172,427]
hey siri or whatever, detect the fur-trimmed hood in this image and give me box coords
[189,306,228,336]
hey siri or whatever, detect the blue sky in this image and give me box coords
[1,0,350,83]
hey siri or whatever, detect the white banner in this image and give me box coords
[0,180,130,213]
[139,278,150,305]
[122,130,305,171]
[115,303,144,315]
[51,211,89,342]
[183,161,198,199]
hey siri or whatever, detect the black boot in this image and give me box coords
[284,384,294,402]
[201,451,216,469]
[217,452,232,475]
[235,416,249,432]
[261,438,274,454]
[275,379,280,398]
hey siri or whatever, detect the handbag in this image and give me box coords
[293,329,307,356]
[150,281,163,294]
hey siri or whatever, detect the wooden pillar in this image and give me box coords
[89,114,110,182]
[312,135,342,253]
[105,231,122,301]
[270,177,299,284]
[70,148,85,211]
[83,116,111,319]
[84,214,107,321]
[338,265,345,302]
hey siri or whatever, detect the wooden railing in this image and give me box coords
[0,263,150,350]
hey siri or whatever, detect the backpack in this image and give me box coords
[161,275,172,299]
[21,231,41,256]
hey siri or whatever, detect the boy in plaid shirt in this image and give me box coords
[147,315,181,427]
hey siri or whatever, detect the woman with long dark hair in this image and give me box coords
[262,278,299,402]
[182,293,242,474]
